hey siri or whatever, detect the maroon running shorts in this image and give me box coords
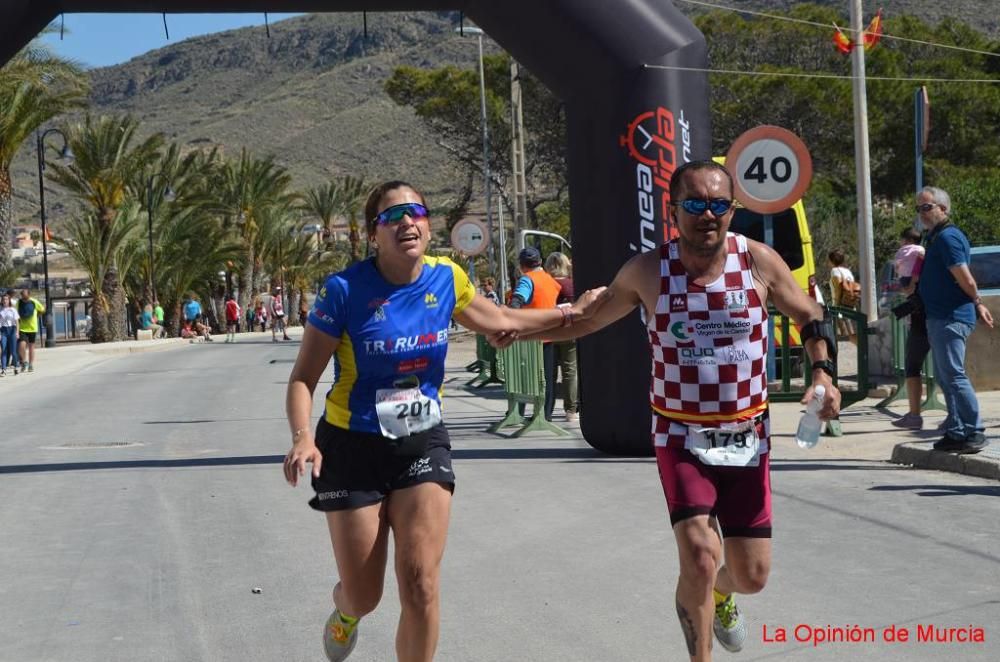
[653,412,772,538]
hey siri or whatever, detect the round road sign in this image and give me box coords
[450,219,490,256]
[724,125,813,214]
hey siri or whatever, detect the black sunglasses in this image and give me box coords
[673,198,736,216]
[915,203,938,213]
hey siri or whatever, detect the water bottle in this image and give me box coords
[795,385,826,449]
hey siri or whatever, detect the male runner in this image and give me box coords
[508,160,841,660]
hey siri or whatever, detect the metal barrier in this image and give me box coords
[767,306,870,412]
[487,340,570,437]
[466,334,504,388]
[875,314,946,411]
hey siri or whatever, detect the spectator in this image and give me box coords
[895,227,925,290]
[224,294,241,343]
[916,186,994,453]
[246,303,256,334]
[482,278,500,306]
[0,292,20,375]
[153,299,165,328]
[17,289,45,373]
[509,246,563,420]
[891,227,930,430]
[828,249,858,343]
[299,299,309,328]
[270,287,290,342]
[544,251,579,422]
[256,299,268,332]
[141,303,165,339]
[183,293,202,324]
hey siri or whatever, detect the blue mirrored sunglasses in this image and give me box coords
[375,202,428,225]
[674,198,735,216]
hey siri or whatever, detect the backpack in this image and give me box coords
[839,280,862,308]
[17,298,35,319]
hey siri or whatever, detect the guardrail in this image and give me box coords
[487,340,569,437]
[466,334,504,388]
[767,306,870,412]
[875,313,947,411]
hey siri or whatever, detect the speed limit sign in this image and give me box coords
[725,126,813,214]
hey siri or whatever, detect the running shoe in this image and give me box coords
[27,363,33,372]
[890,413,923,430]
[713,594,747,653]
[323,610,359,662]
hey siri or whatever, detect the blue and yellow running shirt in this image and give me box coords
[309,255,476,435]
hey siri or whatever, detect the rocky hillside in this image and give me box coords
[9,3,995,224]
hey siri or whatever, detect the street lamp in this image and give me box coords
[146,172,176,304]
[35,128,74,348]
[454,25,495,278]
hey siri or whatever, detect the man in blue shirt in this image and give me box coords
[183,294,202,323]
[916,186,994,453]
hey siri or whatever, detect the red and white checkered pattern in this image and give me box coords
[647,234,769,439]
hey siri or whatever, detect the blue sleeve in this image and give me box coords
[309,275,347,338]
[943,228,970,268]
[512,275,534,304]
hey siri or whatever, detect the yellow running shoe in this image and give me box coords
[323,610,359,661]
[713,594,747,652]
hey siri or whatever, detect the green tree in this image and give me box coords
[46,114,164,342]
[385,53,566,229]
[0,28,88,272]
[210,148,294,315]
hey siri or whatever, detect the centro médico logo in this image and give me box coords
[363,329,449,355]
[424,292,439,309]
[619,106,692,253]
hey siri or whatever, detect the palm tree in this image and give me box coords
[334,175,369,264]
[46,114,164,341]
[55,200,141,340]
[0,30,88,272]
[299,181,341,246]
[212,148,294,315]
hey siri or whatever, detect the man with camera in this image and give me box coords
[915,186,994,453]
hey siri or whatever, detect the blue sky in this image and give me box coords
[42,13,303,68]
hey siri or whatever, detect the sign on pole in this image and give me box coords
[450,218,490,257]
[725,125,813,214]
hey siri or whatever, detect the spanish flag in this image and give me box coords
[832,23,854,54]
[863,9,884,51]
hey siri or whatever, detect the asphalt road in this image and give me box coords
[1,332,998,661]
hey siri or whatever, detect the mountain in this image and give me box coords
[9,3,997,225]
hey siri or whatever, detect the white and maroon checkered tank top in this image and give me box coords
[647,233,769,426]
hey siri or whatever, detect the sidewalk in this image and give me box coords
[448,331,1000,482]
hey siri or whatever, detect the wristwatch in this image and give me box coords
[811,359,836,379]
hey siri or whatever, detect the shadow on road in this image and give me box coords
[869,484,1000,498]
[0,454,284,474]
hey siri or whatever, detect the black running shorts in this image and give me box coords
[309,418,455,512]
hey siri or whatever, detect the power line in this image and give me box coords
[676,0,1000,59]
[643,62,1000,84]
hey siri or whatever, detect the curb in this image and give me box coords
[890,442,1000,480]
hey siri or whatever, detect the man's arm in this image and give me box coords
[508,275,533,308]
[519,251,651,342]
[949,263,995,328]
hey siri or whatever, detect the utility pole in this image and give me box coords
[850,0,877,321]
[510,60,528,238]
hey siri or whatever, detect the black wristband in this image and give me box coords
[800,311,838,360]
[811,359,836,379]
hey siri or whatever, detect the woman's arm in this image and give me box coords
[454,286,607,337]
[284,324,339,486]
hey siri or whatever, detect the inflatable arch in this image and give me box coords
[0,1,711,455]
